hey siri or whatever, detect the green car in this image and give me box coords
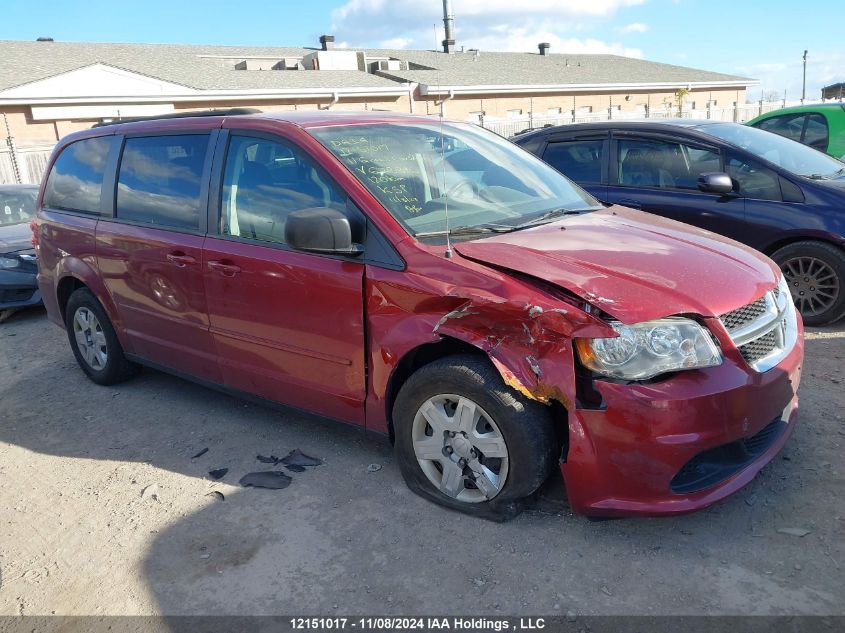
[747,104,845,159]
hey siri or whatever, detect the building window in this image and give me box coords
[506,109,524,119]
[468,111,484,123]
[547,107,562,115]
[575,106,593,114]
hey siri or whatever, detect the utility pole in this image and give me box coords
[801,50,808,103]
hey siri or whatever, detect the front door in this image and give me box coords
[202,132,367,424]
[606,135,747,240]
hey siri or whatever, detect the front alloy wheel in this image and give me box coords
[412,394,509,503]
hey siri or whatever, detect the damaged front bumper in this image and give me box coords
[560,322,804,517]
[0,269,41,311]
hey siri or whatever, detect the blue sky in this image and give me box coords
[2,0,841,101]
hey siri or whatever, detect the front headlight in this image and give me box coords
[0,255,22,270]
[575,317,722,381]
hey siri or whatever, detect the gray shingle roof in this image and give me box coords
[0,40,753,95]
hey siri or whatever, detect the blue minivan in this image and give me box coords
[514,120,845,325]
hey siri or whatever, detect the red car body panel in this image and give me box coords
[34,110,804,518]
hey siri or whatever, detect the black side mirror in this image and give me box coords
[285,207,364,256]
[698,172,735,195]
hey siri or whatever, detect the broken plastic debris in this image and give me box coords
[205,491,225,501]
[239,471,292,490]
[208,468,228,480]
[192,448,209,459]
[256,454,281,465]
[281,449,322,468]
[285,464,306,473]
[367,463,382,473]
[141,484,159,500]
[777,527,812,537]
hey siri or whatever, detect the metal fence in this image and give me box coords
[1,142,54,185]
[480,99,826,138]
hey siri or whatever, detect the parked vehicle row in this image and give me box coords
[514,120,845,325]
[34,110,802,520]
[0,184,41,323]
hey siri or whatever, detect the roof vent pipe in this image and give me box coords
[319,35,335,51]
[442,0,456,53]
[539,42,550,56]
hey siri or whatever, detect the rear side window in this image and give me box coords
[116,135,209,230]
[542,140,603,183]
[802,114,829,151]
[43,137,113,214]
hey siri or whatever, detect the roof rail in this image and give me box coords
[93,108,262,128]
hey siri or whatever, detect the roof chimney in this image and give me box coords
[319,35,335,51]
[442,0,456,53]
[538,42,550,56]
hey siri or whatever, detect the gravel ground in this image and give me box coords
[0,306,843,616]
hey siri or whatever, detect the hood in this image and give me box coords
[0,222,34,254]
[455,206,779,324]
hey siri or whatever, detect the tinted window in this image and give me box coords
[116,135,209,230]
[221,135,346,244]
[727,154,781,201]
[617,139,720,190]
[802,114,829,151]
[0,188,37,226]
[754,114,805,142]
[542,140,603,183]
[44,137,112,214]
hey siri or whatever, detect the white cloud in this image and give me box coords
[330,0,647,56]
[736,52,845,101]
[617,22,648,33]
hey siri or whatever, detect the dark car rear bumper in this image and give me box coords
[0,270,42,309]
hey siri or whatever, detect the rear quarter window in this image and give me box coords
[43,137,114,214]
[116,135,209,230]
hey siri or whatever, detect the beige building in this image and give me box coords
[0,37,754,183]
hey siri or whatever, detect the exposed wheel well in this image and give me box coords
[385,336,485,443]
[57,277,86,321]
[764,236,844,258]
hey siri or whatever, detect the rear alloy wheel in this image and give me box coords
[773,241,845,325]
[393,355,556,520]
[65,288,137,385]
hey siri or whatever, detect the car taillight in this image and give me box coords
[30,218,39,249]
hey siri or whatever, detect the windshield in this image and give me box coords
[698,122,845,178]
[0,189,37,227]
[310,122,600,242]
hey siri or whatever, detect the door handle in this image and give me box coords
[618,199,643,210]
[208,260,241,276]
[166,252,197,267]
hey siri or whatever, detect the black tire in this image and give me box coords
[65,288,137,385]
[393,354,557,521]
[772,241,845,326]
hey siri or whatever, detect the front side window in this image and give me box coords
[543,139,603,183]
[220,135,346,245]
[617,139,721,190]
[802,114,829,151]
[43,137,113,214]
[116,135,209,230]
[309,122,599,242]
[726,154,781,201]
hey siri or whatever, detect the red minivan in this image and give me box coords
[34,110,803,520]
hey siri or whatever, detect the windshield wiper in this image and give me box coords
[510,206,601,231]
[804,167,845,180]
[415,223,514,238]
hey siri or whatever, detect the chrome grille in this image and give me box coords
[719,281,798,372]
[721,296,768,332]
[738,328,778,364]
